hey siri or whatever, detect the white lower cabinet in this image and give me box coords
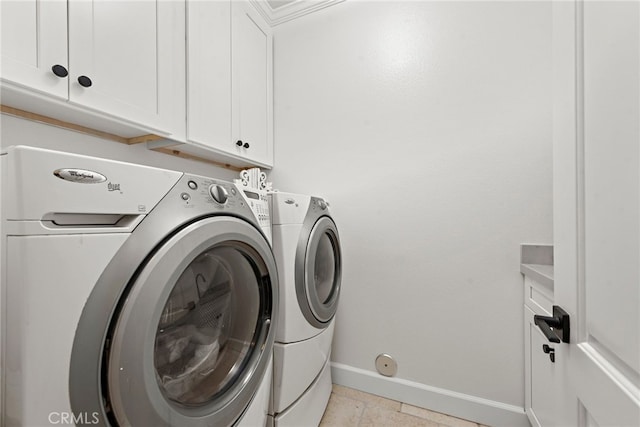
[524,278,555,427]
[1,0,185,139]
[184,0,273,168]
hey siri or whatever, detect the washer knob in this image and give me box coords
[318,200,327,210]
[209,184,229,204]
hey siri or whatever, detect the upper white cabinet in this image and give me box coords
[1,0,272,167]
[186,1,232,151]
[185,0,273,167]
[67,1,184,137]
[1,0,185,139]
[232,1,273,166]
[0,0,68,100]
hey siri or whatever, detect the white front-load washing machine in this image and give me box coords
[0,146,278,426]
[268,192,342,427]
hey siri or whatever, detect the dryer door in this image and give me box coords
[104,216,276,426]
[296,216,342,327]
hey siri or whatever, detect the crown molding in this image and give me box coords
[250,0,345,27]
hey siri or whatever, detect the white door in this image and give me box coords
[67,0,184,136]
[0,0,68,98]
[552,1,640,426]
[232,0,273,165]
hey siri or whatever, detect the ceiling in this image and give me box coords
[253,0,345,26]
[266,0,299,10]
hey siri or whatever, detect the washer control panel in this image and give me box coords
[178,177,244,212]
[177,176,269,237]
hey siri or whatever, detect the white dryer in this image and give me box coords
[269,192,342,427]
[0,146,278,427]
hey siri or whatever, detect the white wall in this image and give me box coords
[271,0,552,421]
[0,114,237,180]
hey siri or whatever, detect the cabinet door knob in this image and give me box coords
[77,75,93,88]
[51,65,68,78]
[236,140,243,147]
[243,142,250,149]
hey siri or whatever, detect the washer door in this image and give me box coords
[296,216,342,327]
[105,216,276,426]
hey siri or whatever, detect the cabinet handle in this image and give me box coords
[243,142,250,149]
[77,75,93,88]
[51,65,68,78]
[236,140,243,147]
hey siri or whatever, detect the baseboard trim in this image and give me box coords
[330,363,529,427]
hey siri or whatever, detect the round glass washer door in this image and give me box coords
[154,244,261,406]
[296,216,342,327]
[106,216,277,427]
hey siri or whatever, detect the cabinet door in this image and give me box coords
[68,0,185,137]
[525,306,555,427]
[186,1,232,149]
[232,1,273,166]
[0,0,67,99]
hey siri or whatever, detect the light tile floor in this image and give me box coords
[319,385,491,427]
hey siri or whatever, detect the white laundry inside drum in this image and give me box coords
[154,246,259,405]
